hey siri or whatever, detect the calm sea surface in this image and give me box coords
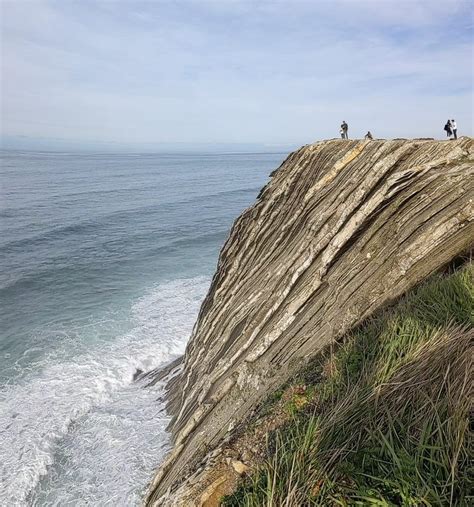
[0,150,285,505]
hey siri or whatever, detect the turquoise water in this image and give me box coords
[0,150,284,505]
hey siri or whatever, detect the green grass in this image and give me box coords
[222,263,473,506]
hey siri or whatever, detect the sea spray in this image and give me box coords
[0,277,209,506]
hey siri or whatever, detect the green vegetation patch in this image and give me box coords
[223,264,473,506]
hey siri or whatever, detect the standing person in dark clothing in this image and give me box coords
[341,121,348,139]
[451,119,457,139]
[444,119,452,138]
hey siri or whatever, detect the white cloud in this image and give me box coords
[1,0,472,149]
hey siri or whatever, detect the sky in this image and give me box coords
[1,0,473,152]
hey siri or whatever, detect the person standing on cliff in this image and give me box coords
[451,119,457,139]
[444,119,452,138]
[341,121,348,139]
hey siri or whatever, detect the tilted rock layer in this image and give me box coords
[146,138,474,505]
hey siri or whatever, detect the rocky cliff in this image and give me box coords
[146,138,474,506]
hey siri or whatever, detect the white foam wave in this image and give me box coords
[0,277,209,506]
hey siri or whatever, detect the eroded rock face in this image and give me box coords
[146,138,474,505]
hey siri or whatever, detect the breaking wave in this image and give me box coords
[0,277,209,506]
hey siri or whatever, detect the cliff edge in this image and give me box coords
[146,138,474,505]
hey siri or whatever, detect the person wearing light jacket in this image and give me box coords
[451,119,457,140]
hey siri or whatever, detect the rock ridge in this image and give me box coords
[146,138,474,505]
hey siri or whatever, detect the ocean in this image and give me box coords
[0,150,285,506]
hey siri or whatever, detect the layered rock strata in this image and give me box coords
[146,138,474,505]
